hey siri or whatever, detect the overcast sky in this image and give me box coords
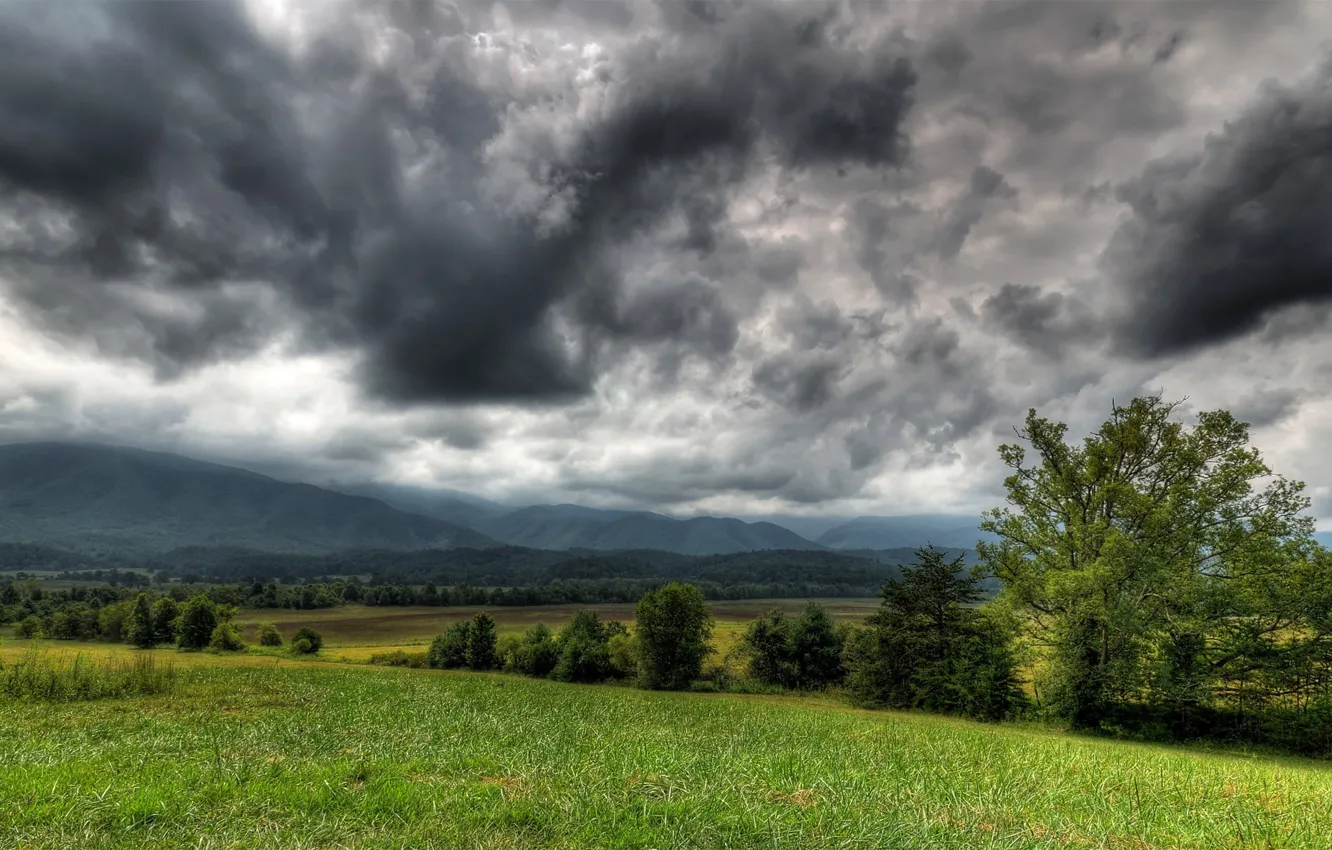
[2,0,1331,522]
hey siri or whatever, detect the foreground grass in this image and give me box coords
[3,662,1330,849]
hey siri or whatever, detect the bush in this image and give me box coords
[151,597,180,645]
[257,623,283,647]
[16,616,44,640]
[428,621,471,669]
[552,611,616,683]
[291,627,322,654]
[608,632,639,678]
[367,649,429,668]
[510,623,559,677]
[740,602,846,690]
[0,647,175,702]
[208,622,246,653]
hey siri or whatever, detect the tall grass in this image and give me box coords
[0,645,175,701]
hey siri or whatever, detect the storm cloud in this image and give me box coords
[0,0,917,403]
[2,0,1332,520]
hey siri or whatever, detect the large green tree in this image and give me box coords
[979,396,1330,730]
[635,582,713,691]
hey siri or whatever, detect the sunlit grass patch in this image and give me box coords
[2,661,1330,848]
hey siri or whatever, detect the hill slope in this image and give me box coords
[817,514,996,551]
[478,504,825,555]
[0,442,497,554]
[3,659,1329,849]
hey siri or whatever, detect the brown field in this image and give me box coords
[234,597,879,662]
[3,598,880,666]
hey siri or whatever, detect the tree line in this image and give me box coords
[6,396,1331,755]
[400,397,1332,754]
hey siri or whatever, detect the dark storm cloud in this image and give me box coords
[1231,388,1302,429]
[936,165,1016,259]
[0,0,916,404]
[981,282,1100,356]
[1105,57,1332,357]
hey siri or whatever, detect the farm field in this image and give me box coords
[2,659,1330,849]
[228,598,881,662]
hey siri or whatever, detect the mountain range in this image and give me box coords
[0,441,994,557]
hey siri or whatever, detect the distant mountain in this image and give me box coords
[331,482,507,529]
[818,515,996,551]
[478,504,826,555]
[0,442,498,554]
[737,513,852,541]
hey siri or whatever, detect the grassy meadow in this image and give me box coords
[2,656,1331,849]
[5,599,1331,848]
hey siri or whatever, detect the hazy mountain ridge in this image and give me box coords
[0,441,1001,560]
[475,505,825,555]
[816,515,997,551]
[0,442,497,554]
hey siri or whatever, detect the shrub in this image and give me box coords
[510,623,559,677]
[16,616,44,640]
[552,611,615,683]
[367,649,428,668]
[741,603,846,690]
[208,622,246,653]
[291,627,323,654]
[635,583,713,691]
[257,623,283,647]
[97,602,132,643]
[608,632,639,678]
[428,621,471,669]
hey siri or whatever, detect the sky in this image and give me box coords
[2,0,1331,523]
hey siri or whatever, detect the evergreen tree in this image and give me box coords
[845,547,1021,721]
[788,602,845,690]
[466,612,498,670]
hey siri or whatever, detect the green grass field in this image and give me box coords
[2,657,1330,849]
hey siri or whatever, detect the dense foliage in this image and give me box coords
[844,548,1022,720]
[981,396,1332,752]
[740,601,848,690]
[635,583,714,691]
